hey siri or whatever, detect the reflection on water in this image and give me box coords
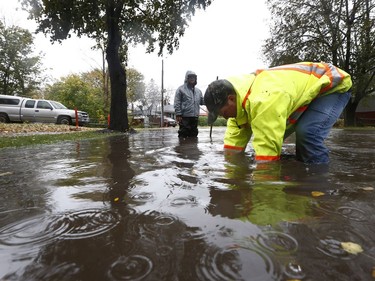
[0,128,374,280]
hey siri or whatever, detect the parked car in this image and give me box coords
[163,117,177,127]
[150,116,177,127]
[130,115,145,126]
[0,95,89,126]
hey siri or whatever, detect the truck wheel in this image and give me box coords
[0,113,10,123]
[57,116,71,125]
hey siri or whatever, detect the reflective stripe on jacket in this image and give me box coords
[223,62,352,161]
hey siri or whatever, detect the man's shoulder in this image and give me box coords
[176,84,186,92]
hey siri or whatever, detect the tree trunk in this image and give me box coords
[344,99,358,126]
[101,48,110,117]
[106,2,129,132]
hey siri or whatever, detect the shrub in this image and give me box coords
[198,116,227,126]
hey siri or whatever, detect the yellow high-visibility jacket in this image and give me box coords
[224,62,352,161]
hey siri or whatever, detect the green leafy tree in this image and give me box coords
[262,0,374,125]
[45,73,106,123]
[81,70,110,122]
[0,21,44,97]
[22,0,212,131]
[127,68,145,112]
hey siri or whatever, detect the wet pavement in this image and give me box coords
[0,127,374,280]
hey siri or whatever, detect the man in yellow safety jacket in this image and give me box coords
[204,62,352,163]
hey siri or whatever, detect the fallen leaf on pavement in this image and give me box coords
[311,191,325,197]
[341,242,363,255]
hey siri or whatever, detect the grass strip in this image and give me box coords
[0,130,120,149]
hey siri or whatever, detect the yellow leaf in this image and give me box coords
[311,191,325,197]
[114,197,119,202]
[341,242,363,255]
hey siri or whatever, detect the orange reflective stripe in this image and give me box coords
[266,63,326,79]
[255,155,280,161]
[319,63,345,94]
[224,144,245,151]
[270,66,319,77]
[287,105,308,125]
[263,62,344,93]
[296,105,308,112]
[241,87,252,109]
[319,63,333,93]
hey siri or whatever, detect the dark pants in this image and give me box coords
[178,117,199,138]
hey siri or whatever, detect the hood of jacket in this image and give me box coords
[184,70,197,86]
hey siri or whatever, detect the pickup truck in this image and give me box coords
[0,95,89,126]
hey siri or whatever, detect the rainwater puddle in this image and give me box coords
[0,127,374,280]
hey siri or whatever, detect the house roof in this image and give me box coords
[164,104,174,113]
[162,104,208,116]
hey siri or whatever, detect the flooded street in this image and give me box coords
[0,127,375,280]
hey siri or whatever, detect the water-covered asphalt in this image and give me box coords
[0,127,374,280]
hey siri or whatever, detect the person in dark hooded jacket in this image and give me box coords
[174,71,204,138]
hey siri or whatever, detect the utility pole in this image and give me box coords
[160,59,164,127]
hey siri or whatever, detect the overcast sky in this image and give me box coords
[0,0,270,95]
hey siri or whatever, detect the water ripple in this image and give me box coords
[196,244,282,281]
[0,207,41,225]
[336,206,367,222]
[0,208,121,247]
[314,222,366,260]
[128,192,155,206]
[317,237,352,259]
[254,231,299,255]
[62,208,121,239]
[180,227,206,241]
[311,200,338,215]
[284,261,306,279]
[0,214,69,247]
[127,211,180,239]
[107,255,153,281]
[17,262,80,280]
[156,245,174,257]
[312,201,368,222]
[169,195,198,207]
[131,192,154,202]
